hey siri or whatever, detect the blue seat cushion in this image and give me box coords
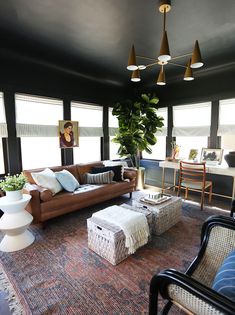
[212,249,235,301]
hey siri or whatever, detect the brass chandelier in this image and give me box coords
[127,0,204,85]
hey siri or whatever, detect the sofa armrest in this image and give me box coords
[23,183,49,223]
[123,168,137,190]
[123,168,137,180]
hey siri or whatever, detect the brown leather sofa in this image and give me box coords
[23,161,137,224]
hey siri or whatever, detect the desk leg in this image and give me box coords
[161,167,165,193]
[232,176,235,200]
[173,169,177,192]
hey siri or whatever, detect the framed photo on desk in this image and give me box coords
[200,148,223,164]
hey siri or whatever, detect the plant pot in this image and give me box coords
[5,190,23,201]
[136,167,145,190]
[224,151,235,167]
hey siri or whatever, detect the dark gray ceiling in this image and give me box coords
[0,0,235,89]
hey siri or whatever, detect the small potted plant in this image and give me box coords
[0,173,27,201]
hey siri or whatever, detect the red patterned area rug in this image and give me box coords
[0,194,228,315]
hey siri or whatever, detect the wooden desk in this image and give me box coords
[159,161,235,200]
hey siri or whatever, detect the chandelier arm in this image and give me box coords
[168,61,187,68]
[171,53,192,60]
[136,55,157,62]
[145,62,160,68]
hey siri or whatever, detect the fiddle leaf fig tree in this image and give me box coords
[112,94,164,168]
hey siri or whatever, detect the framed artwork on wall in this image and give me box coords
[188,149,198,161]
[200,148,223,164]
[59,120,79,148]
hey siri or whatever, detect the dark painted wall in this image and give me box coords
[0,44,235,201]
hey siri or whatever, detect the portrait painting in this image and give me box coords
[200,148,223,164]
[59,120,79,148]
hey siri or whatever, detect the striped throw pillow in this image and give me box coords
[84,170,114,184]
[212,249,235,301]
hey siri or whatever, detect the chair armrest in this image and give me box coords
[149,269,235,315]
[186,215,235,276]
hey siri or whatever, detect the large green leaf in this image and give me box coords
[111,93,164,167]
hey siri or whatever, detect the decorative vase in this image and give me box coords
[5,190,23,201]
[224,151,235,167]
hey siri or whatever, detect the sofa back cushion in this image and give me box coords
[84,171,114,184]
[31,168,63,195]
[91,165,123,181]
[76,161,104,184]
[55,170,80,192]
[24,165,79,184]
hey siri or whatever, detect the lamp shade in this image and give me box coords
[157,66,166,85]
[158,31,171,62]
[184,60,194,81]
[131,69,141,82]
[127,45,138,71]
[191,40,203,69]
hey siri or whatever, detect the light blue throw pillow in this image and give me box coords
[212,249,235,301]
[55,170,80,192]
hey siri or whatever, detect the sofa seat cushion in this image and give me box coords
[55,170,80,192]
[91,165,123,181]
[31,168,63,195]
[41,181,133,216]
[212,249,235,301]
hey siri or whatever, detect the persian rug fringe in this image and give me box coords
[0,264,26,315]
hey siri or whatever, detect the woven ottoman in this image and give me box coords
[130,196,182,235]
[87,205,152,265]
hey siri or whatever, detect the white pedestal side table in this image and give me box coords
[0,194,35,252]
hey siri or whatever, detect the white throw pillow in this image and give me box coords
[103,160,128,167]
[31,168,63,195]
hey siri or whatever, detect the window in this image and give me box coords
[71,102,103,163]
[218,99,235,157]
[0,92,7,174]
[15,94,63,169]
[108,108,119,160]
[173,103,211,160]
[142,107,168,160]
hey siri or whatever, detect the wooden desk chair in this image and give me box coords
[177,161,212,210]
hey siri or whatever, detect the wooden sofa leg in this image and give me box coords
[41,221,47,229]
[129,192,132,198]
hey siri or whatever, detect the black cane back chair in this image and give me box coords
[149,215,235,315]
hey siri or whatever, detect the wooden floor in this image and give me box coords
[144,184,232,212]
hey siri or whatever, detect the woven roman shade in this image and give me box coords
[15,93,63,137]
[218,98,235,135]
[0,92,8,137]
[71,102,103,137]
[172,102,211,136]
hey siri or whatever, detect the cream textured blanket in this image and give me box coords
[92,205,149,254]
